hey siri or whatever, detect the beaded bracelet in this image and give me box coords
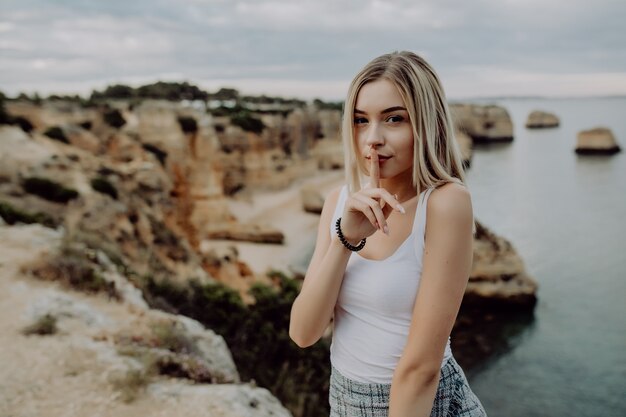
[335,217,366,252]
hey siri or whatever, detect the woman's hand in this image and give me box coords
[340,147,405,243]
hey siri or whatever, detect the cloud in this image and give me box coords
[0,0,625,98]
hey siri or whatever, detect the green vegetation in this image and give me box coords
[22,314,58,336]
[43,126,69,144]
[30,244,119,298]
[0,94,35,132]
[110,368,152,403]
[141,271,330,417]
[231,112,265,134]
[21,177,79,203]
[142,143,167,166]
[103,109,126,128]
[177,116,198,134]
[0,200,57,228]
[90,177,118,199]
[79,120,92,130]
[313,98,343,111]
[91,81,209,102]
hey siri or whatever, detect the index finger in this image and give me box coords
[369,146,380,188]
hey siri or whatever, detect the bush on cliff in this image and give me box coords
[142,143,167,166]
[231,112,265,134]
[177,116,198,134]
[44,126,70,144]
[103,109,126,128]
[21,177,79,203]
[91,177,118,199]
[141,272,330,417]
[0,200,57,228]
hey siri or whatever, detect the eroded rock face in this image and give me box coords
[526,110,559,129]
[575,127,621,155]
[0,224,294,417]
[450,103,514,143]
[467,220,538,309]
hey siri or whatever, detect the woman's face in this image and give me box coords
[353,78,414,181]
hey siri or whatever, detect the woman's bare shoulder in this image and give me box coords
[428,182,473,223]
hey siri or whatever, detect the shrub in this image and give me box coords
[110,368,151,403]
[30,245,119,298]
[43,126,69,144]
[177,116,198,134]
[103,109,126,128]
[231,112,265,134]
[141,273,330,417]
[0,201,57,228]
[22,314,58,336]
[142,143,167,166]
[21,177,79,203]
[79,120,92,130]
[13,116,34,133]
[90,177,118,199]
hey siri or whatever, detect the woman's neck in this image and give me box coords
[379,169,418,203]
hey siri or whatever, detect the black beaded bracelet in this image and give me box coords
[335,217,366,252]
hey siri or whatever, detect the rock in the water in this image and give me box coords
[465,220,538,309]
[575,127,621,155]
[525,110,559,129]
[450,103,514,143]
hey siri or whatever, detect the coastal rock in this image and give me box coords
[525,110,560,129]
[466,220,538,309]
[575,127,621,155]
[206,222,284,244]
[450,103,514,143]
[0,224,289,417]
[301,185,325,214]
[310,138,344,170]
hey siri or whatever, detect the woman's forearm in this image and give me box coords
[289,237,352,347]
[388,365,440,417]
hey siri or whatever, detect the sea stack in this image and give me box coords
[450,103,514,143]
[575,127,621,155]
[526,110,559,129]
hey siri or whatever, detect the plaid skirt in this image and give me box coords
[329,356,487,417]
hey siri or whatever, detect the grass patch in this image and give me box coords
[21,177,79,203]
[30,245,119,298]
[22,314,58,336]
[44,126,69,144]
[90,177,118,199]
[0,200,57,228]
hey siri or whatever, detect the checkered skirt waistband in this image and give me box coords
[329,356,487,417]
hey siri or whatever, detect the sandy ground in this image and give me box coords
[202,170,344,276]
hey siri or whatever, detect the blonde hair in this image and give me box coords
[341,51,467,195]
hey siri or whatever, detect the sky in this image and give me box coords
[1,0,626,101]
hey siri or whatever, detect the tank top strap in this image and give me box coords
[329,184,349,239]
[413,186,435,257]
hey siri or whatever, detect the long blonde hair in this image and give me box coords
[342,51,466,195]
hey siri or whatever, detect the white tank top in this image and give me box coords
[329,185,452,383]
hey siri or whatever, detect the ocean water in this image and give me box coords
[462,97,626,417]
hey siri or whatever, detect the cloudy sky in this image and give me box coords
[1,0,625,100]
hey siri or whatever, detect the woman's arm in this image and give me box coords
[388,182,474,417]
[289,185,352,347]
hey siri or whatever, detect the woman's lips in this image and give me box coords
[366,156,391,163]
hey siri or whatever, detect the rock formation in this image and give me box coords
[0,224,291,417]
[525,110,559,129]
[467,220,537,309]
[575,127,621,155]
[450,103,514,143]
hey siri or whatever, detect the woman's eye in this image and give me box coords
[387,115,404,123]
[354,117,368,125]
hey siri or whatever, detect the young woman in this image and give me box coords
[289,51,486,417]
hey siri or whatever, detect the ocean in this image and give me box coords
[462,97,626,417]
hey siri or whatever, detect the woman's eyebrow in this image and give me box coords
[354,106,407,115]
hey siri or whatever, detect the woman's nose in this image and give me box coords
[365,123,384,147]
